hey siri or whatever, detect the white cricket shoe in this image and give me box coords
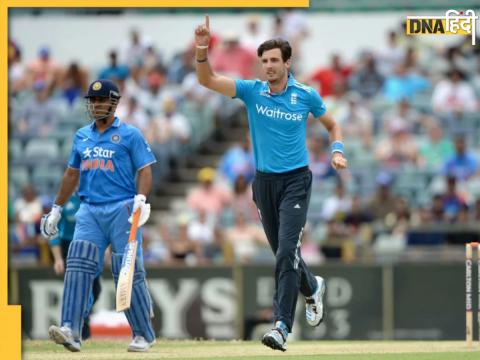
[305,276,326,326]
[262,327,287,352]
[48,325,81,352]
[127,336,156,352]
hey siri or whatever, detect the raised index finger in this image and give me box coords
[205,14,209,29]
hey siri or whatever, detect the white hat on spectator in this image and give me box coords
[223,30,240,43]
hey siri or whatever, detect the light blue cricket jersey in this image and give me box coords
[68,117,156,204]
[235,73,326,173]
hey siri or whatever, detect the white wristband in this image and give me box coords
[196,45,209,49]
[135,194,147,202]
[52,204,63,214]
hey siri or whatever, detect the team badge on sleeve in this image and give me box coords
[144,140,152,152]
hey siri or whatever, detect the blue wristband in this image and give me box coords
[331,141,344,154]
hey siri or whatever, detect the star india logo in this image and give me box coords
[81,146,116,172]
[82,147,92,159]
[406,9,478,45]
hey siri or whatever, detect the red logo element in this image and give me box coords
[81,159,115,172]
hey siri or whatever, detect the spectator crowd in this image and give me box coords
[8,11,480,267]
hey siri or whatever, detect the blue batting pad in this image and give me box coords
[61,240,99,341]
[111,252,155,342]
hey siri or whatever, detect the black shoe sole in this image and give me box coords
[262,335,286,352]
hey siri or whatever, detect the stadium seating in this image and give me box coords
[9,165,30,190]
[31,165,64,194]
[24,139,59,160]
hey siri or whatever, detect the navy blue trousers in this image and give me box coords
[252,166,318,332]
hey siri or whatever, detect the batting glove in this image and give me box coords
[40,204,63,239]
[129,194,151,227]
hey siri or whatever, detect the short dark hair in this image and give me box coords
[257,38,292,62]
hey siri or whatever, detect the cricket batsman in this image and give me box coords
[41,79,157,352]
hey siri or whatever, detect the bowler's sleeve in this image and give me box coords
[234,79,257,103]
[310,88,327,118]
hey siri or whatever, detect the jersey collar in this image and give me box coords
[264,73,295,96]
[89,116,121,131]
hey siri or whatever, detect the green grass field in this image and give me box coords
[23,340,480,360]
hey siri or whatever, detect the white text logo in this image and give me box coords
[83,146,116,159]
[255,104,303,121]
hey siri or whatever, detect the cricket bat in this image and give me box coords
[116,209,141,312]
